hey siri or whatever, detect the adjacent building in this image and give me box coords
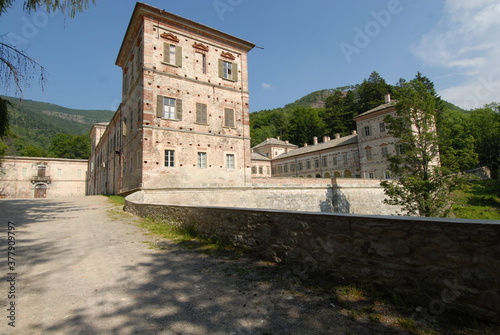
[0,156,87,198]
[251,95,408,180]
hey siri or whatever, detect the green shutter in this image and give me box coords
[218,59,224,78]
[233,63,238,82]
[157,95,164,117]
[176,99,182,120]
[176,46,182,67]
[163,43,170,64]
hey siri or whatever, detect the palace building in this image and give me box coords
[251,94,403,180]
[88,2,255,195]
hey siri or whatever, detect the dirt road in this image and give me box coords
[0,196,405,334]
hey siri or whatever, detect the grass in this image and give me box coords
[105,195,126,206]
[137,216,248,256]
[450,179,500,219]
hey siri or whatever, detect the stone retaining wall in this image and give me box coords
[125,193,500,322]
[136,177,399,215]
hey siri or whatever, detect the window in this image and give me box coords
[366,149,372,160]
[202,54,207,74]
[322,157,327,167]
[164,150,175,167]
[224,108,235,128]
[284,164,288,173]
[252,166,257,174]
[315,160,319,168]
[369,172,374,179]
[196,103,208,124]
[223,61,232,79]
[298,162,303,171]
[342,154,348,165]
[363,126,371,136]
[259,166,263,174]
[396,144,405,156]
[332,156,338,166]
[306,160,311,169]
[163,43,182,67]
[226,154,235,169]
[384,171,391,179]
[198,152,207,168]
[379,122,386,133]
[157,96,182,120]
[219,59,238,81]
[381,147,388,157]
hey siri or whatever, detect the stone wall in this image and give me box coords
[135,177,398,214]
[332,178,399,215]
[125,193,500,322]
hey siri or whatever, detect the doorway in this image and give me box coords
[34,184,47,198]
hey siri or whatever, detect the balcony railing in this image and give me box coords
[32,175,51,184]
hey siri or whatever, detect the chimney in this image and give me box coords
[323,136,328,143]
[335,133,340,139]
[313,136,318,145]
[277,136,281,140]
[352,130,357,135]
[384,93,391,104]
[285,140,289,144]
[304,143,308,147]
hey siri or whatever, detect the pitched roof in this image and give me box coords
[274,134,359,159]
[355,100,397,119]
[252,138,297,149]
[251,152,271,161]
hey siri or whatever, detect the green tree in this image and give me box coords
[469,105,500,178]
[357,71,391,114]
[323,89,357,136]
[287,107,326,146]
[437,108,478,172]
[23,144,49,157]
[50,133,90,159]
[381,79,467,217]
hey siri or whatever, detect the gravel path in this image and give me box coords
[0,196,408,335]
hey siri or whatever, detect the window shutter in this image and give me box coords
[196,103,202,123]
[176,99,183,120]
[196,103,207,124]
[233,63,238,82]
[224,108,234,127]
[218,59,223,78]
[157,95,164,117]
[176,46,182,67]
[201,104,207,124]
[163,43,170,64]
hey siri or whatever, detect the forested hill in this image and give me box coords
[1,95,114,158]
[284,85,358,109]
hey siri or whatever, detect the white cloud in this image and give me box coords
[411,0,500,109]
[261,82,273,90]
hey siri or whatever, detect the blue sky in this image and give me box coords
[1,0,499,113]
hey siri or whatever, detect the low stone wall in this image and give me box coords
[332,178,398,215]
[137,177,398,215]
[125,193,500,322]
